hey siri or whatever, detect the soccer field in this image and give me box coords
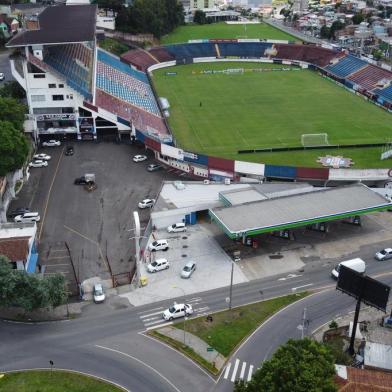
[161,22,296,44]
[152,62,392,167]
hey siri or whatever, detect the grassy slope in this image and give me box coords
[0,371,123,392]
[176,292,309,357]
[161,22,296,44]
[152,62,392,167]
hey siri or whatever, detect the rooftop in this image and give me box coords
[209,184,390,237]
[7,4,97,47]
[0,222,36,239]
[365,342,392,372]
[0,237,30,262]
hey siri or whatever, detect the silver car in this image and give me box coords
[181,261,196,278]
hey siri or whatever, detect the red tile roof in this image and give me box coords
[338,367,392,391]
[0,237,30,262]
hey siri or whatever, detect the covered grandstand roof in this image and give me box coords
[209,184,391,238]
[7,4,97,47]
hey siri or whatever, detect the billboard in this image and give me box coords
[337,265,390,312]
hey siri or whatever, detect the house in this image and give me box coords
[0,14,18,38]
[336,365,392,390]
[0,222,39,273]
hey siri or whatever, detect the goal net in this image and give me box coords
[301,133,329,147]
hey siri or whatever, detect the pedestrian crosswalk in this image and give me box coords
[138,297,209,330]
[223,359,254,383]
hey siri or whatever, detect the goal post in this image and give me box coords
[301,133,329,147]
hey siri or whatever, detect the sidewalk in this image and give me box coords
[157,325,226,371]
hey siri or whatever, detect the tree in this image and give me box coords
[0,96,26,129]
[0,256,68,312]
[194,10,207,25]
[352,13,364,24]
[234,338,337,392]
[0,120,29,176]
[0,81,26,100]
[320,25,332,39]
[330,20,345,39]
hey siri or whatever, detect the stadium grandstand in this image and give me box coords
[7,6,392,149]
[6,4,168,142]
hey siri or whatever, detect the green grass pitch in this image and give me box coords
[152,62,392,168]
[161,22,297,44]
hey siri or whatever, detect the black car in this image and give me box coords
[8,207,30,218]
[74,177,88,185]
[65,146,74,156]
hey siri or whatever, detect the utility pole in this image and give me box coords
[301,307,307,339]
[229,262,234,310]
[133,211,141,287]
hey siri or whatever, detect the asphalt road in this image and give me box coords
[0,49,13,82]
[1,246,392,392]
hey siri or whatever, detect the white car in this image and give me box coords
[147,258,170,273]
[138,199,155,209]
[133,155,147,162]
[0,73,4,81]
[42,140,61,147]
[162,303,193,321]
[375,248,392,261]
[181,261,196,279]
[29,160,48,168]
[14,212,40,223]
[33,154,51,161]
[93,283,105,303]
[167,222,186,233]
[148,239,169,252]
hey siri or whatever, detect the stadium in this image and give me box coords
[6,4,392,182]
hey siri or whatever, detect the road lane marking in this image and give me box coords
[140,310,165,318]
[144,319,168,327]
[138,307,164,315]
[95,344,181,392]
[223,363,231,379]
[145,321,173,331]
[239,361,247,379]
[292,283,313,291]
[247,365,254,381]
[38,145,64,241]
[231,359,240,382]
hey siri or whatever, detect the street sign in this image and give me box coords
[207,347,214,352]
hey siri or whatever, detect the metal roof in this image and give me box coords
[7,5,96,47]
[209,184,391,238]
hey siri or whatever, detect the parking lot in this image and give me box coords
[10,141,179,295]
[120,224,248,306]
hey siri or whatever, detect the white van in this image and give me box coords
[14,212,40,223]
[331,258,366,279]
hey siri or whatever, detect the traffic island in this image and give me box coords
[0,370,126,391]
[149,292,309,375]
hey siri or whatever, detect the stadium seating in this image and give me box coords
[217,42,273,58]
[97,49,149,84]
[165,43,216,61]
[374,84,392,103]
[96,50,161,116]
[348,64,392,91]
[149,47,175,62]
[325,54,367,78]
[95,89,168,134]
[121,48,159,71]
[44,44,93,99]
[273,44,342,67]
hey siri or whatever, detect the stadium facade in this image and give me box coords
[6,4,168,143]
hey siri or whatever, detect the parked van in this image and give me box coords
[14,212,40,223]
[331,258,366,279]
[167,222,186,233]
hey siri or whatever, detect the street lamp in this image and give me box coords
[172,285,186,347]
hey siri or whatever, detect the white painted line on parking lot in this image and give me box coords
[45,263,70,267]
[231,359,240,382]
[239,361,247,379]
[47,256,70,260]
[291,283,313,291]
[138,306,164,315]
[95,344,181,392]
[140,310,165,319]
[223,363,231,379]
[44,271,70,275]
[145,321,173,331]
[50,249,68,252]
[247,365,254,381]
